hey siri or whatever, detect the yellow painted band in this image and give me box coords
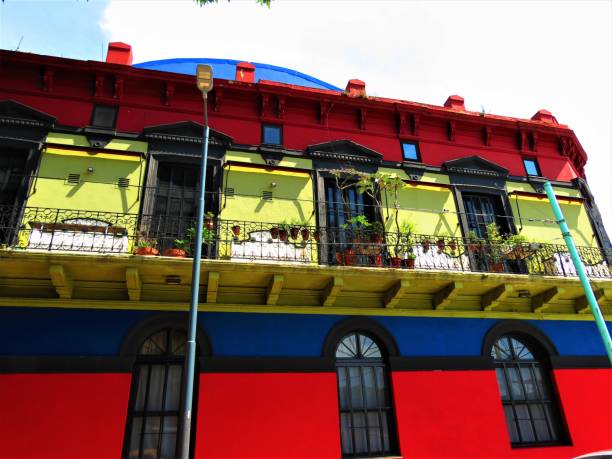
[514,195,581,205]
[226,164,311,178]
[45,147,143,162]
[0,297,605,322]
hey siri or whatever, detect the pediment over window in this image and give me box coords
[443,156,509,178]
[307,140,383,164]
[0,100,56,127]
[143,121,232,146]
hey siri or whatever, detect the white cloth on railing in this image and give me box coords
[230,230,311,263]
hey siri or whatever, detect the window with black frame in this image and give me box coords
[491,334,566,446]
[463,193,510,238]
[335,333,398,458]
[149,162,216,253]
[0,148,30,245]
[124,327,195,459]
[324,178,378,265]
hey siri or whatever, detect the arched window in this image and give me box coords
[491,334,565,446]
[335,332,397,458]
[124,327,195,459]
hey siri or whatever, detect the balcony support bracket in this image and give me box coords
[206,271,220,304]
[532,287,564,313]
[576,288,609,314]
[322,276,343,307]
[482,284,513,311]
[385,279,411,309]
[266,274,284,305]
[49,264,73,299]
[125,268,141,301]
[433,281,463,310]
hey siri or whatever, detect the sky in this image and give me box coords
[1,0,611,234]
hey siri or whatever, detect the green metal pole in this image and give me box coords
[179,94,209,459]
[543,181,612,364]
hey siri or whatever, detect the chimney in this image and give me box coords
[531,109,558,124]
[345,79,366,97]
[105,42,133,66]
[235,62,255,83]
[444,95,465,111]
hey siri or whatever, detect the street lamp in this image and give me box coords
[180,63,213,459]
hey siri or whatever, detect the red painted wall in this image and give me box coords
[195,372,341,459]
[392,369,612,458]
[0,51,587,182]
[0,373,131,459]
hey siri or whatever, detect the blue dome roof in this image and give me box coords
[134,58,341,91]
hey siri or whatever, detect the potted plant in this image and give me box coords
[421,237,432,254]
[278,222,289,242]
[313,230,321,242]
[467,230,484,253]
[370,221,384,244]
[485,223,505,273]
[135,238,159,256]
[504,233,528,260]
[436,238,446,251]
[163,239,187,258]
[390,221,415,268]
[204,211,215,230]
[270,226,279,239]
[403,251,417,269]
[231,224,241,237]
[185,226,217,258]
[301,227,310,241]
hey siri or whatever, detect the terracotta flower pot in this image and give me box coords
[489,262,505,273]
[289,227,300,239]
[135,247,159,256]
[404,258,416,269]
[422,243,430,253]
[313,230,321,242]
[270,227,279,239]
[468,243,482,253]
[389,257,402,268]
[279,229,288,242]
[231,225,241,237]
[449,241,457,251]
[371,234,384,244]
[371,255,383,267]
[301,228,310,241]
[163,248,187,258]
[343,249,356,266]
[335,251,344,265]
[437,239,445,250]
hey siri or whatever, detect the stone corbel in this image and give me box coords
[212,87,223,113]
[412,114,420,136]
[163,83,175,106]
[93,73,104,97]
[113,76,124,99]
[359,108,367,130]
[484,126,492,147]
[448,120,456,141]
[42,67,55,92]
[260,93,270,118]
[398,111,409,135]
[277,95,286,119]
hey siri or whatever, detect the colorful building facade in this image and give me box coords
[0,43,611,459]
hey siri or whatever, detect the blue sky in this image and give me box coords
[1,0,611,232]
[1,0,108,61]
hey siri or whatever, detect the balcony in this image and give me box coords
[1,206,611,279]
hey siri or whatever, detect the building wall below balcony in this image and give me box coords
[0,373,131,458]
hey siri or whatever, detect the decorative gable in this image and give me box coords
[0,99,56,127]
[307,140,383,164]
[443,156,509,178]
[143,121,232,146]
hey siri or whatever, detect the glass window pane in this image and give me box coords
[520,366,538,400]
[336,334,358,358]
[128,416,143,458]
[503,405,519,443]
[511,338,534,360]
[533,366,550,399]
[263,125,281,145]
[362,366,377,408]
[495,368,509,400]
[340,413,353,455]
[507,367,525,400]
[338,367,349,409]
[141,331,168,355]
[524,159,539,176]
[544,404,560,441]
[375,367,387,406]
[134,365,150,411]
[352,412,367,454]
[360,335,381,358]
[349,367,364,410]
[142,417,161,459]
[147,365,166,411]
[367,412,382,453]
[381,413,390,451]
[402,142,419,161]
[171,329,186,355]
[164,365,182,411]
[492,337,512,360]
[160,417,178,459]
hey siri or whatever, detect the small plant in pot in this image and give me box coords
[421,237,432,254]
[204,211,216,230]
[485,223,506,273]
[504,233,529,260]
[270,226,279,239]
[163,238,187,258]
[288,219,302,240]
[436,238,446,251]
[313,229,321,242]
[369,221,384,244]
[278,222,289,242]
[402,251,417,269]
[467,230,484,253]
[135,238,159,256]
[231,224,241,238]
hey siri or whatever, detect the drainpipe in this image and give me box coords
[543,181,612,364]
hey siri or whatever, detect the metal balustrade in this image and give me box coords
[1,206,610,278]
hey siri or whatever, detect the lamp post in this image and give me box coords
[180,63,213,459]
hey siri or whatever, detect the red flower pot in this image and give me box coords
[270,227,279,239]
[135,247,159,256]
[343,249,356,266]
[403,258,416,269]
[371,234,384,244]
[371,255,384,267]
[437,239,445,250]
[389,257,402,268]
[231,225,241,237]
[163,248,187,258]
[289,227,300,239]
[279,229,288,242]
[313,230,321,242]
[301,228,310,241]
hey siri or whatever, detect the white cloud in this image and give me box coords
[101,0,612,235]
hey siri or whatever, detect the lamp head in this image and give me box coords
[196,64,214,94]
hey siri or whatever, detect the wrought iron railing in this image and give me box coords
[0,206,610,279]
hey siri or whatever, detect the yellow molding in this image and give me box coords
[0,297,606,321]
[225,164,311,178]
[512,194,582,205]
[45,147,143,162]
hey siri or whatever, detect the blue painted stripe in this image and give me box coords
[0,308,609,358]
